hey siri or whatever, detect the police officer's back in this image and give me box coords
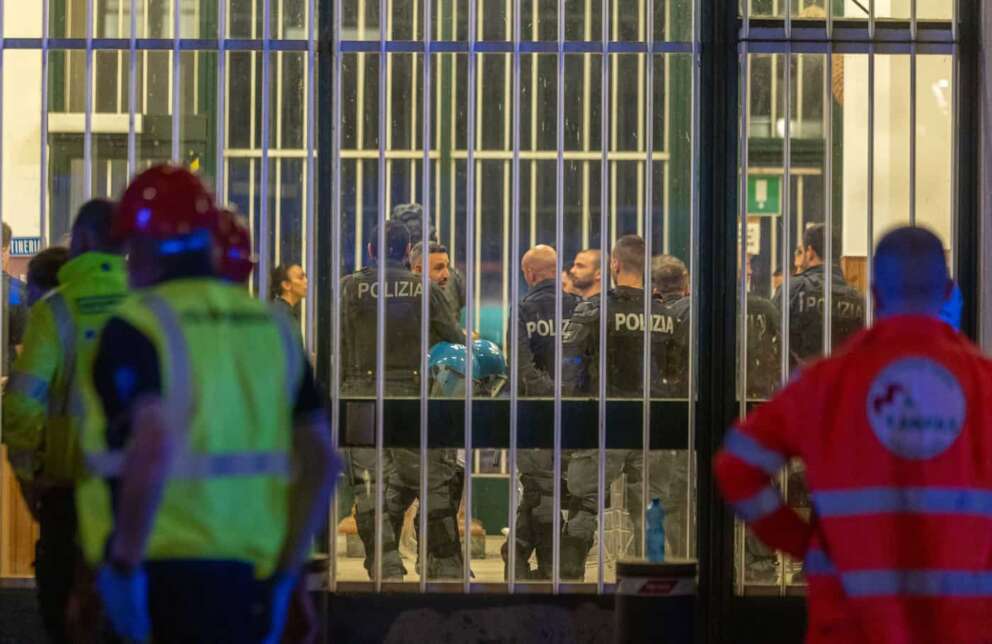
[513,245,578,396]
[340,221,463,394]
[563,235,677,398]
[776,223,864,363]
[651,254,693,398]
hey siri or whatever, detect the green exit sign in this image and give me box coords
[747,175,781,216]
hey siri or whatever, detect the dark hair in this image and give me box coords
[802,223,838,262]
[270,264,301,300]
[2,222,11,249]
[370,221,410,262]
[873,226,949,306]
[409,241,448,267]
[392,203,435,244]
[612,235,645,277]
[27,246,69,294]
[651,254,688,295]
[72,198,120,253]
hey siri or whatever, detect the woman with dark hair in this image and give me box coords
[271,263,306,324]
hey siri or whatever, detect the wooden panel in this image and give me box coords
[841,255,868,294]
[1,448,38,578]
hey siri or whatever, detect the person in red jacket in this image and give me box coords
[716,226,992,644]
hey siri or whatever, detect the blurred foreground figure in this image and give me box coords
[74,165,340,643]
[3,199,124,644]
[717,226,992,643]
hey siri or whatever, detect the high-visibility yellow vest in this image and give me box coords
[2,253,127,483]
[76,278,304,579]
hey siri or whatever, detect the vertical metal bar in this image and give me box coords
[784,0,791,39]
[84,0,94,200]
[686,0,701,563]
[464,0,478,593]
[735,49,749,595]
[552,0,564,594]
[172,0,180,162]
[374,0,387,593]
[597,0,610,592]
[866,6,875,324]
[950,8,959,277]
[742,0,750,41]
[824,49,833,354]
[909,27,917,228]
[259,0,273,302]
[128,0,138,177]
[508,0,522,593]
[216,0,229,198]
[778,47,792,596]
[826,0,833,38]
[640,0,654,561]
[40,0,49,245]
[305,0,316,356]
[330,0,344,595]
[0,0,4,434]
[419,0,432,594]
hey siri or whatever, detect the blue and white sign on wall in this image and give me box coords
[10,237,41,257]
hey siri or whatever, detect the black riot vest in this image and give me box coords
[785,265,865,362]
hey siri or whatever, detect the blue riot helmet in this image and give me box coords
[428,341,507,397]
[429,342,470,397]
[472,339,507,398]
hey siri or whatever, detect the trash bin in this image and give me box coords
[614,560,697,644]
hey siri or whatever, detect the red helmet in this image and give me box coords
[114,164,219,243]
[216,208,254,284]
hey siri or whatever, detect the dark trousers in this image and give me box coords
[145,560,265,644]
[35,487,77,644]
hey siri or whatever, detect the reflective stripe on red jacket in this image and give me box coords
[715,315,992,644]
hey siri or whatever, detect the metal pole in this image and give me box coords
[778,47,793,596]
[258,0,273,301]
[330,0,344,595]
[84,0,94,199]
[508,0,522,593]
[463,0,478,593]
[597,0,610,593]
[419,0,433,594]
[216,0,229,198]
[824,49,834,354]
[552,0,565,594]
[685,0,701,564]
[128,0,138,177]
[171,0,181,163]
[374,0,388,592]
[40,0,49,245]
[735,49,750,595]
[866,0,876,324]
[640,0,655,562]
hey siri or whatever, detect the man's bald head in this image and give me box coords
[872,226,951,318]
[521,245,558,287]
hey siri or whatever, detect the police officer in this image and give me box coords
[567,248,602,301]
[393,203,466,322]
[340,221,464,580]
[561,235,678,578]
[75,166,339,643]
[388,238,470,580]
[501,245,578,580]
[2,200,126,644]
[775,223,864,365]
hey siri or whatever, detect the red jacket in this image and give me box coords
[716,315,992,644]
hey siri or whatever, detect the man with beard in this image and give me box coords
[567,249,602,301]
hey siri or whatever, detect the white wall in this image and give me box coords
[2,3,43,239]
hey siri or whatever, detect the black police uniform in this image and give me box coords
[744,294,781,400]
[500,279,578,580]
[559,286,679,579]
[774,264,865,365]
[339,260,464,579]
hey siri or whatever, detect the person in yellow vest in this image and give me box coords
[75,165,340,643]
[2,198,127,644]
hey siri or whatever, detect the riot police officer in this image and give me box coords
[560,236,679,579]
[775,223,865,365]
[340,221,464,580]
[502,245,578,580]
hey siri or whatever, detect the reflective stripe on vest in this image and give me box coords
[805,548,838,577]
[731,484,783,522]
[842,570,992,598]
[6,371,50,403]
[723,427,786,476]
[141,293,194,424]
[812,487,992,519]
[85,450,291,480]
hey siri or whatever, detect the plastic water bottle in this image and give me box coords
[646,498,666,562]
